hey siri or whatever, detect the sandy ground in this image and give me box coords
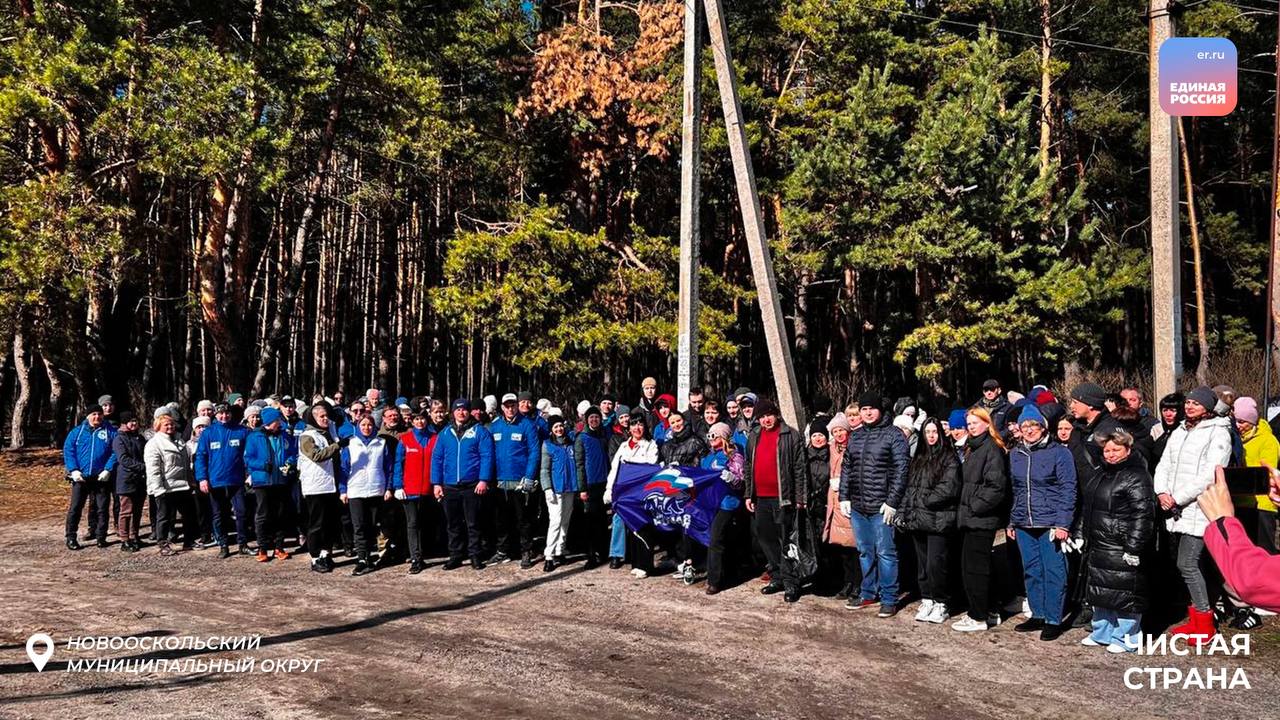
[0,449,1277,719]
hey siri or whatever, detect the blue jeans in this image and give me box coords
[1090,607,1142,651]
[850,510,898,604]
[1016,527,1067,625]
[610,513,627,559]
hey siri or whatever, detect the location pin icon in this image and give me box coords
[26,633,54,672]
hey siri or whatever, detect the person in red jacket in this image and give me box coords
[1198,467,1280,613]
[394,410,439,574]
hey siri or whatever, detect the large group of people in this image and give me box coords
[60,377,1280,653]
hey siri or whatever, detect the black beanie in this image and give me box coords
[857,391,885,410]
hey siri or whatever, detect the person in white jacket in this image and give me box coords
[1152,386,1233,644]
[604,414,659,576]
[144,414,194,555]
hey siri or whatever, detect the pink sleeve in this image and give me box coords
[1204,516,1280,613]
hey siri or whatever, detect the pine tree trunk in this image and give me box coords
[252,5,368,394]
[10,329,32,449]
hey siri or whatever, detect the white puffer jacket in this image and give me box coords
[604,438,658,504]
[1153,416,1233,537]
[144,432,191,496]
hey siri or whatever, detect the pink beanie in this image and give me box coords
[1234,397,1259,425]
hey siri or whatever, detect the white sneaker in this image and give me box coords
[952,616,989,632]
[630,568,648,578]
[914,599,935,622]
[1022,599,1031,616]
[1081,636,1102,647]
[1257,608,1276,617]
[1106,643,1131,654]
[926,603,949,624]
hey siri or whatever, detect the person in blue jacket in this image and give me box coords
[430,399,495,570]
[488,393,542,568]
[244,408,298,562]
[63,404,117,550]
[1007,404,1077,641]
[574,406,612,568]
[194,403,251,558]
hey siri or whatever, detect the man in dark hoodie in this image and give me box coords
[838,392,911,618]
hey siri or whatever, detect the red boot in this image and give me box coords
[1168,605,1198,637]
[1170,606,1217,646]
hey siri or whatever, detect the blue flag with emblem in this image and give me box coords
[612,463,726,546]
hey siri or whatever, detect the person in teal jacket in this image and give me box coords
[244,408,298,561]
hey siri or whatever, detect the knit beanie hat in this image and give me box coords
[261,408,283,426]
[826,412,852,432]
[1070,383,1107,411]
[1019,404,1048,428]
[1234,397,1260,425]
[755,399,780,417]
[947,409,968,429]
[709,422,733,441]
[1187,386,1217,412]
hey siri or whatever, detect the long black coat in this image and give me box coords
[899,445,961,534]
[957,432,1009,531]
[1073,453,1156,613]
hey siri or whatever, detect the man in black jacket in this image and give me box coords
[838,392,910,617]
[744,400,809,603]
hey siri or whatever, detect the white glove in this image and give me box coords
[720,469,733,483]
[394,489,406,501]
[519,477,532,492]
[1149,425,1164,440]
[70,470,83,482]
[278,465,290,475]
[244,475,252,487]
[97,470,110,481]
[1060,537,1084,554]
[828,476,839,492]
[879,503,897,524]
[603,490,612,504]
[1122,553,1140,567]
[838,500,851,517]
[545,488,558,505]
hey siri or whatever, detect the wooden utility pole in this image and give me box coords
[701,0,805,430]
[1149,0,1183,399]
[676,0,702,411]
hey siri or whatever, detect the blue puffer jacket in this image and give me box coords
[524,411,550,442]
[194,421,250,488]
[489,415,540,486]
[1008,436,1077,529]
[430,419,495,486]
[63,420,117,475]
[244,428,298,487]
[839,415,911,514]
[541,435,580,494]
[574,425,611,487]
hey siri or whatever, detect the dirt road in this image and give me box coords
[0,454,1275,719]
